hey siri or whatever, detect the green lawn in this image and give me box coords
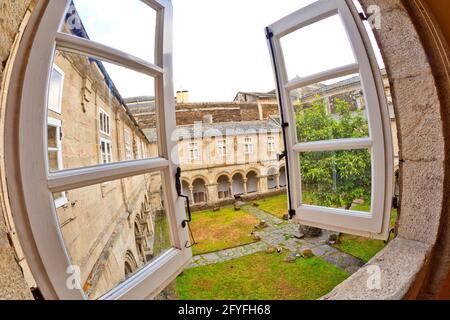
[190,207,260,255]
[255,193,288,219]
[176,252,349,300]
[255,192,315,219]
[333,203,398,262]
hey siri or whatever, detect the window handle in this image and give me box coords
[175,167,196,248]
[175,167,191,228]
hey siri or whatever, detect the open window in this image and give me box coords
[6,0,192,300]
[266,0,394,239]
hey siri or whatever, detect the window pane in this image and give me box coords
[48,126,58,149]
[47,50,159,172]
[64,0,157,63]
[299,150,372,212]
[290,74,369,143]
[48,151,59,171]
[280,14,356,81]
[53,171,173,299]
[49,67,63,112]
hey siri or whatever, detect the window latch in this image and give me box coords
[175,167,196,248]
[277,151,287,161]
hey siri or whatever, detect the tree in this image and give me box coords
[296,97,371,210]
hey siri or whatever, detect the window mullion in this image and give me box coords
[292,137,373,153]
[55,32,163,77]
[48,158,170,193]
[285,62,359,92]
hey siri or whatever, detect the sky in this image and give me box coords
[71,0,383,102]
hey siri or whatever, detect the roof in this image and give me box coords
[175,120,281,139]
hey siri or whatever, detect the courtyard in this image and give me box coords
[172,194,396,299]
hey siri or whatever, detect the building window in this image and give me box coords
[48,65,64,114]
[217,139,227,156]
[48,117,67,207]
[244,137,253,154]
[99,108,111,135]
[124,129,133,160]
[188,142,200,161]
[267,136,275,152]
[100,138,113,164]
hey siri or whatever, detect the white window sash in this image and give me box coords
[266,0,394,239]
[48,117,67,208]
[7,0,191,300]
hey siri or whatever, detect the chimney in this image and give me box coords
[176,90,189,103]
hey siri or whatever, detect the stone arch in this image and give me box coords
[217,175,231,199]
[232,173,245,196]
[246,171,258,194]
[279,166,287,187]
[267,167,278,190]
[181,180,190,198]
[214,171,231,182]
[192,178,207,204]
[124,250,138,278]
[134,221,145,264]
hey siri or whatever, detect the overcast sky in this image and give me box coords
[71,0,382,102]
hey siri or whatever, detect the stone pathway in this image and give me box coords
[188,205,364,274]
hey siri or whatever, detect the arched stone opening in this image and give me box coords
[134,221,146,264]
[181,180,190,198]
[192,178,207,203]
[267,167,278,190]
[279,167,286,187]
[217,175,231,199]
[246,171,258,194]
[124,251,138,279]
[232,173,245,196]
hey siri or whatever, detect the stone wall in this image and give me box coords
[0,0,34,300]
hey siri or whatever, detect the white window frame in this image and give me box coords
[100,137,113,164]
[124,128,134,161]
[266,0,394,239]
[5,0,191,300]
[48,117,67,208]
[188,142,200,161]
[244,137,253,154]
[48,64,64,114]
[99,108,111,136]
[216,139,227,156]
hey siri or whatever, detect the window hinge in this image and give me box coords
[175,167,197,248]
[288,209,296,219]
[277,151,287,161]
[359,12,368,21]
[281,122,289,129]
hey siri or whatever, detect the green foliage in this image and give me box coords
[296,98,371,209]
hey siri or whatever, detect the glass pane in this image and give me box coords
[299,150,372,212]
[48,126,57,148]
[49,67,63,112]
[48,151,59,171]
[64,0,157,63]
[290,74,369,143]
[47,50,158,172]
[53,171,173,299]
[280,14,356,81]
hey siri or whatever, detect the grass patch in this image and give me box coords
[176,252,349,300]
[334,204,398,262]
[255,192,315,219]
[190,207,260,255]
[255,194,288,219]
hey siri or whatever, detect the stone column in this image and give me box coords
[260,176,269,194]
[243,178,248,194]
[206,184,219,204]
[189,186,194,205]
[229,179,233,197]
[276,174,280,190]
